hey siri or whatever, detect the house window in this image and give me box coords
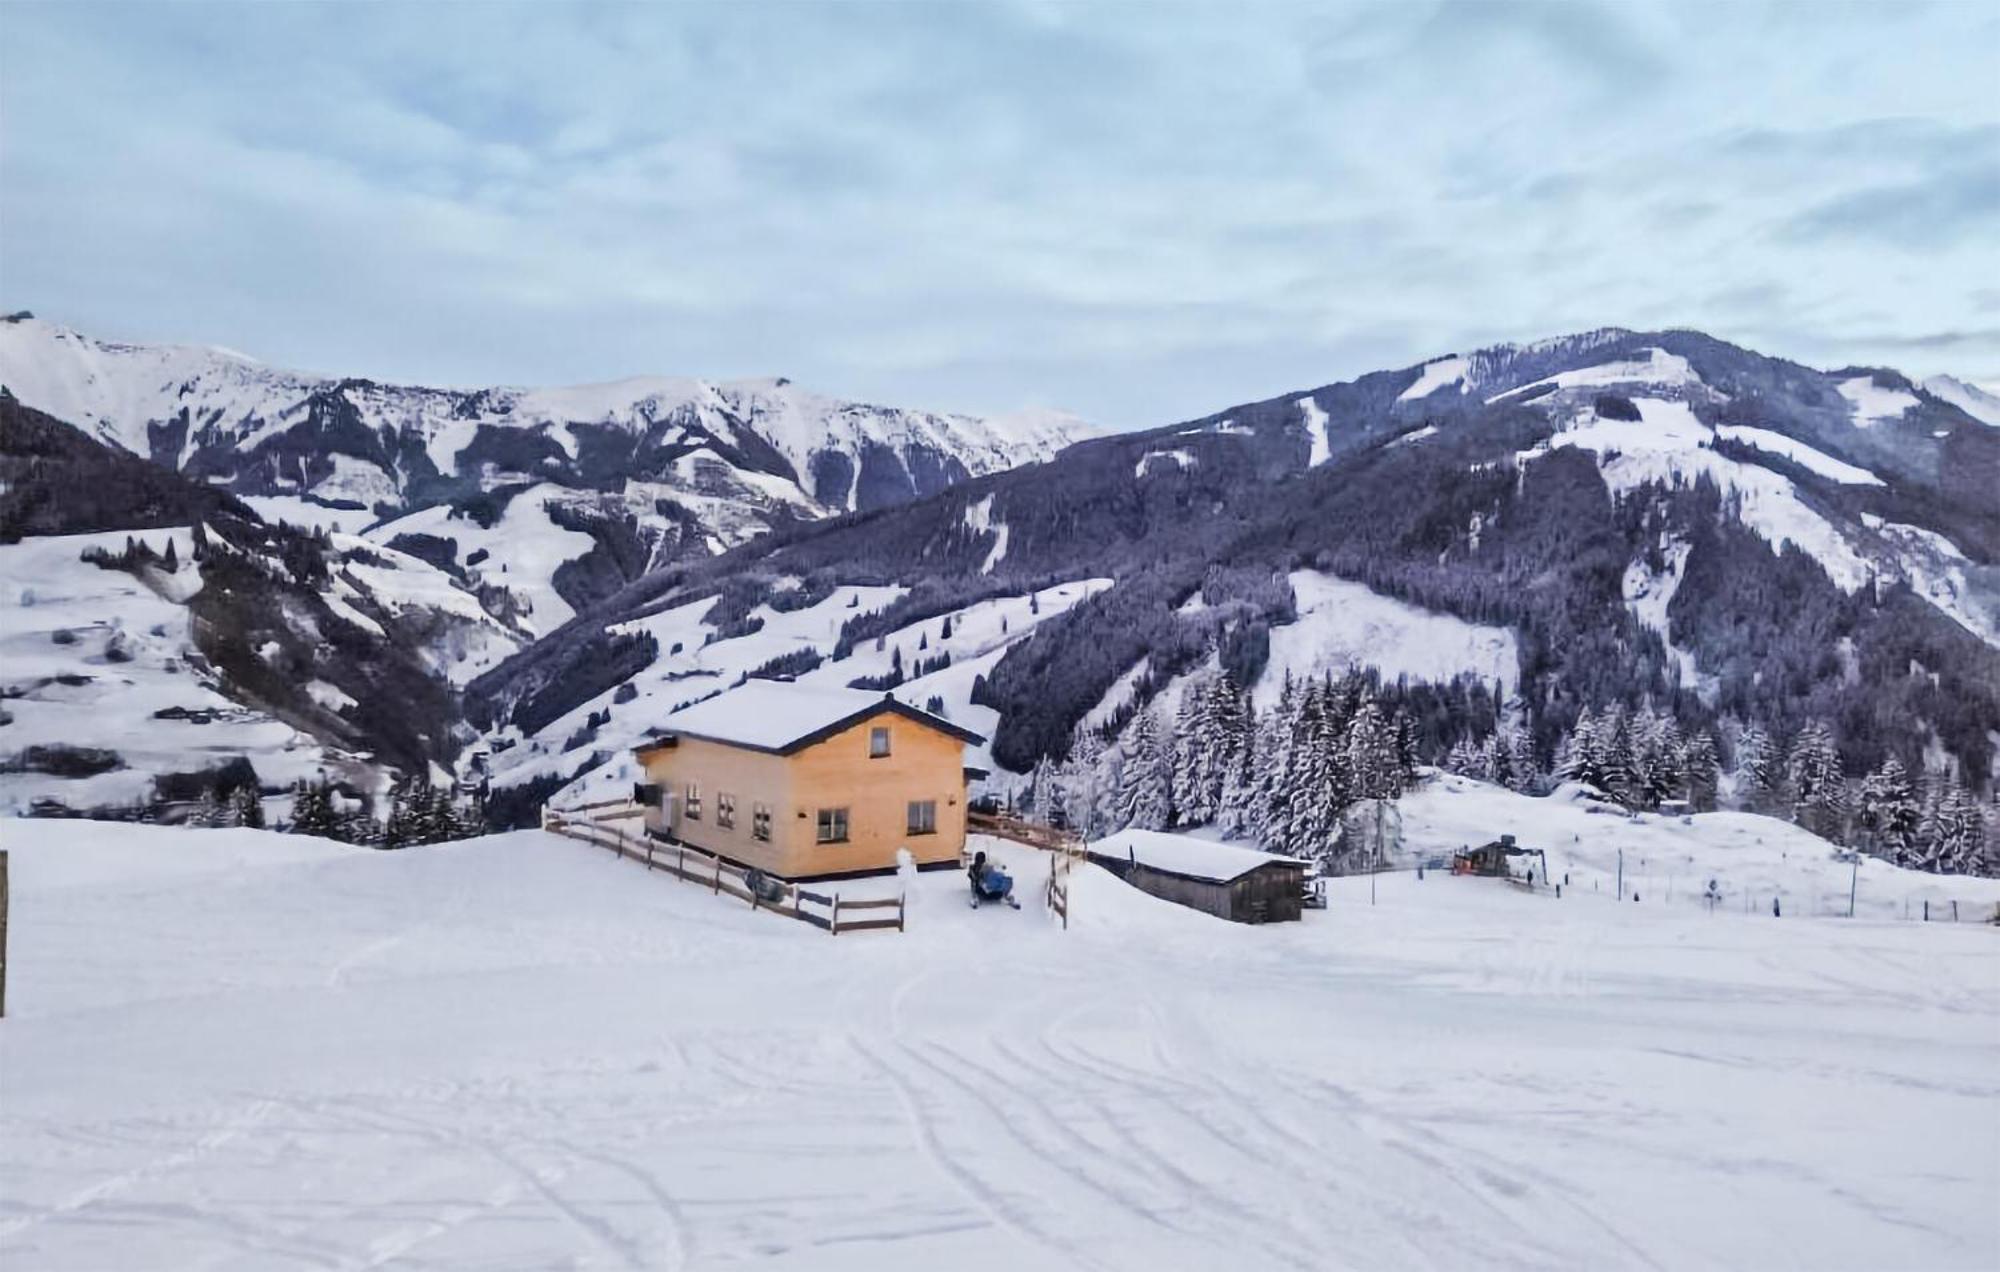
[717,792,736,829]
[907,799,937,835]
[752,802,772,842]
[685,782,701,820]
[870,726,891,758]
[816,807,850,843]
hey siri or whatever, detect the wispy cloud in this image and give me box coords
[3,0,1996,426]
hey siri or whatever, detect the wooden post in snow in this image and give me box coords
[1,849,9,1019]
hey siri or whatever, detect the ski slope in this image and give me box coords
[2,818,1995,1270]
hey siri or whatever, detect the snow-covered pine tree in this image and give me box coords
[382,776,417,848]
[1059,725,1107,840]
[1683,730,1720,812]
[1114,706,1172,831]
[1034,763,1055,821]
[1346,695,1403,803]
[1734,723,1778,808]
[1171,674,1215,827]
[1561,707,1600,788]
[1507,725,1538,794]
[289,778,340,839]
[1856,757,1919,864]
[1481,733,1512,789]
[1932,785,1987,873]
[1595,705,1637,806]
[1643,713,1686,809]
[1445,736,1482,777]
[1785,720,1845,840]
[229,784,265,829]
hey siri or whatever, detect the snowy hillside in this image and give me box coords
[3,819,1996,1270]
[0,314,1092,514]
[0,530,336,815]
[486,577,1114,807]
[0,314,1096,624]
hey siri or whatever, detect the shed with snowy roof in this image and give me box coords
[632,680,985,881]
[1089,829,1311,924]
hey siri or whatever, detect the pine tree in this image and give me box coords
[1445,736,1482,777]
[1734,723,1777,807]
[289,778,340,838]
[1061,724,1108,840]
[1561,707,1601,788]
[1856,757,1918,864]
[1114,706,1172,831]
[1785,720,1845,840]
[1507,726,1538,794]
[230,784,265,829]
[1683,731,1720,812]
[1346,697,1403,803]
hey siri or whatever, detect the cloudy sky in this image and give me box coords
[4,1,1996,428]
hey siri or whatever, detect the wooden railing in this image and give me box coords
[1046,853,1072,930]
[968,810,1086,859]
[542,804,904,936]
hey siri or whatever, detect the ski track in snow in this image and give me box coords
[3,820,1997,1271]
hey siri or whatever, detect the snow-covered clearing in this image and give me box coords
[1922,374,2000,427]
[241,496,381,536]
[1838,376,1918,427]
[514,580,1113,803]
[1296,396,1330,467]
[1620,542,1705,693]
[367,483,596,638]
[1257,572,1518,708]
[1397,356,1468,402]
[1713,425,1884,485]
[960,494,1009,574]
[1525,399,1877,592]
[3,816,1996,1271]
[0,531,333,814]
[1487,347,1700,404]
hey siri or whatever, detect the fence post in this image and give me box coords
[831,893,841,936]
[714,858,722,894]
[898,893,906,933]
[1,849,8,1018]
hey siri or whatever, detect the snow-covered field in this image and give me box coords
[1258,571,1519,707]
[4,813,1995,1270]
[0,531,334,814]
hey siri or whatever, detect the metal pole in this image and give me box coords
[1849,856,1858,918]
[1616,847,1623,901]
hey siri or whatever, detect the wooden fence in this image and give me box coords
[542,804,904,936]
[968,810,1087,859]
[1046,852,1072,930]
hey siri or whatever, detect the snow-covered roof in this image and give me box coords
[638,680,983,755]
[1089,829,1309,884]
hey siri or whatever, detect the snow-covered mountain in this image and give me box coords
[7,318,1999,865]
[0,314,1095,625]
[1922,374,2000,428]
[483,326,2000,833]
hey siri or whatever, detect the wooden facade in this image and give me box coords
[1090,848,1309,924]
[634,692,979,881]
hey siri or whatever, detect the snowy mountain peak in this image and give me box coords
[1922,374,2000,427]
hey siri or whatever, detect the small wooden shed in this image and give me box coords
[1089,830,1311,924]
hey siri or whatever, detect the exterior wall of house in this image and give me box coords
[635,709,967,878]
[781,713,967,876]
[637,737,797,876]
